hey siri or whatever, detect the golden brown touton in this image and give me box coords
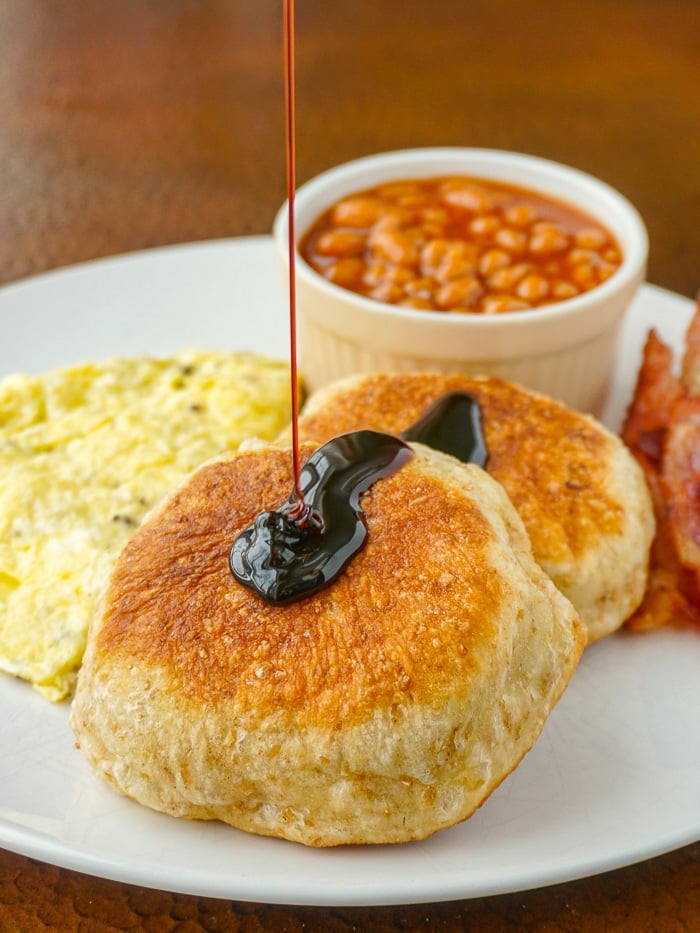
[71,438,585,846]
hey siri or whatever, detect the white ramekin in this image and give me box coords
[273,148,648,413]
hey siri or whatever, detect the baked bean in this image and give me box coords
[397,193,433,210]
[482,295,532,314]
[493,227,528,254]
[420,206,449,227]
[369,228,421,266]
[516,273,550,302]
[363,261,415,287]
[331,197,383,229]
[552,281,580,300]
[314,230,366,258]
[371,206,411,232]
[440,181,495,213]
[420,238,453,271]
[529,228,569,257]
[469,215,501,238]
[438,253,477,284]
[479,249,512,276]
[404,276,435,299]
[597,262,618,282]
[368,281,405,303]
[504,203,539,228]
[419,206,450,238]
[326,257,365,288]
[435,276,483,310]
[420,239,476,281]
[399,296,434,310]
[566,248,599,267]
[299,175,623,314]
[575,227,608,250]
[571,263,598,289]
[532,220,564,236]
[487,262,531,292]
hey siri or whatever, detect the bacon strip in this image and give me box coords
[661,397,700,571]
[621,329,683,470]
[621,304,700,633]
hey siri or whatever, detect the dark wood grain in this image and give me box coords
[2,0,699,295]
[1,1,698,929]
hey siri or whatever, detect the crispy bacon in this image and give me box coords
[621,302,700,633]
[625,566,700,632]
[625,479,700,632]
[621,329,683,469]
[661,396,700,571]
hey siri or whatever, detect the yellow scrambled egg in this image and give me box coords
[0,351,293,701]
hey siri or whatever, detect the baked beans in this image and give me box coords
[299,176,623,313]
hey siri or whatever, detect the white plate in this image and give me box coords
[0,236,698,907]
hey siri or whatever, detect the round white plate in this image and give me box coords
[0,237,698,906]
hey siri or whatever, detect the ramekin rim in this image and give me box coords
[272,146,649,331]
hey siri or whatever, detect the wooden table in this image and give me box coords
[1,1,698,929]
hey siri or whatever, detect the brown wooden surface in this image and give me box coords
[1,1,699,929]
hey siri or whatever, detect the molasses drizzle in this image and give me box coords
[228,390,488,606]
[228,3,489,605]
[229,431,413,604]
[400,391,488,468]
[283,0,303,501]
[230,1,415,605]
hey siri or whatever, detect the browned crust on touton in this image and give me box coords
[292,372,655,642]
[94,442,501,728]
[295,372,624,558]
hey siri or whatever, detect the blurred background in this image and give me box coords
[0,0,698,296]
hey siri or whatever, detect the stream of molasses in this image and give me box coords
[228,1,488,605]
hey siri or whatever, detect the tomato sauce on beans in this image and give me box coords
[299,176,623,313]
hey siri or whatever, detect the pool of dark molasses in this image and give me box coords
[229,391,487,605]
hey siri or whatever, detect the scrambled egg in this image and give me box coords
[0,351,293,701]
